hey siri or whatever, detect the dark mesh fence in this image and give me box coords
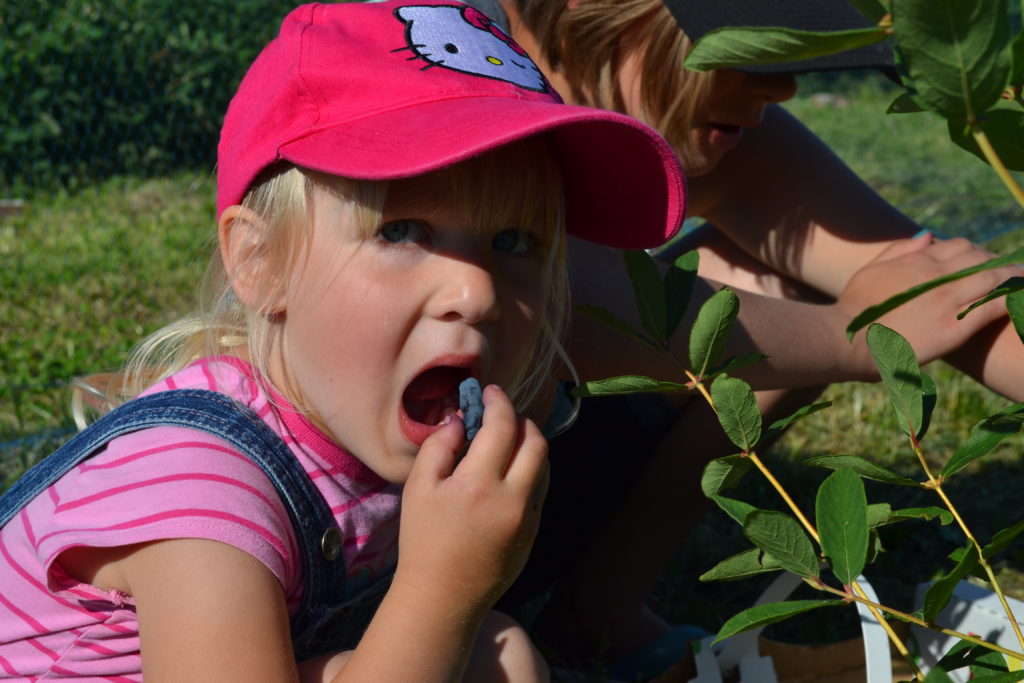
[1,0,301,196]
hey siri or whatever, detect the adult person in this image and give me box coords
[458,0,1024,678]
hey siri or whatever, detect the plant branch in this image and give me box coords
[682,368,715,407]
[971,127,1024,211]
[817,582,1024,663]
[848,581,923,681]
[912,436,1024,651]
[933,482,1024,651]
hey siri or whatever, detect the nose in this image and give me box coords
[428,256,501,325]
[745,73,798,104]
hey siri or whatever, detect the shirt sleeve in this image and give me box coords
[27,425,301,599]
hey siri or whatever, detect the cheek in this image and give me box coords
[503,274,547,352]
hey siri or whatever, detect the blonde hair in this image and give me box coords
[513,0,716,167]
[120,137,569,422]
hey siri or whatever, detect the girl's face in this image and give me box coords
[618,48,798,177]
[272,174,549,484]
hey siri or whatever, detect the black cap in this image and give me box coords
[663,0,895,75]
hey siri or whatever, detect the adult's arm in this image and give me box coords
[688,104,920,298]
[567,236,1020,393]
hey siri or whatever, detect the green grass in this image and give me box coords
[0,173,213,481]
[785,75,1024,243]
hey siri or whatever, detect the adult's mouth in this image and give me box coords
[706,123,746,152]
[399,364,473,445]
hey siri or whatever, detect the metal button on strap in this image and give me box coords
[321,526,341,561]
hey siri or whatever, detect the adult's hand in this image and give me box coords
[836,233,1022,374]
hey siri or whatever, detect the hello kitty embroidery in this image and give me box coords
[393,4,549,93]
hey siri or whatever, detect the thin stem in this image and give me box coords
[747,453,819,543]
[848,581,923,681]
[972,127,1024,211]
[817,582,1024,663]
[912,436,1024,652]
[932,482,1024,651]
[682,369,714,407]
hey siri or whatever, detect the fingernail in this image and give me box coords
[913,228,931,239]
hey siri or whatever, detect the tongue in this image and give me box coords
[404,367,463,425]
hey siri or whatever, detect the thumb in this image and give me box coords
[408,418,465,484]
[871,231,933,264]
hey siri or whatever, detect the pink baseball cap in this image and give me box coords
[217,1,686,249]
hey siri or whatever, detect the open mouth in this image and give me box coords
[402,365,472,427]
[711,123,742,134]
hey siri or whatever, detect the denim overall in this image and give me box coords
[0,389,392,661]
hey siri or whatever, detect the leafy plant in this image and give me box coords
[578,0,1024,678]
[0,0,295,196]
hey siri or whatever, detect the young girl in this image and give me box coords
[0,2,685,680]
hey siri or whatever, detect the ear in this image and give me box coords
[219,205,286,314]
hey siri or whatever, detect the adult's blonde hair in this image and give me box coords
[513,0,715,165]
[120,137,569,420]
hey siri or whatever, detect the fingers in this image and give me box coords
[455,385,549,487]
[408,419,463,484]
[872,231,933,263]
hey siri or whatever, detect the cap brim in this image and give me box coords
[278,98,685,250]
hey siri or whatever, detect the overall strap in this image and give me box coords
[0,389,345,633]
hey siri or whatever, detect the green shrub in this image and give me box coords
[1,0,296,195]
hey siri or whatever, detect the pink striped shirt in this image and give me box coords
[0,357,401,680]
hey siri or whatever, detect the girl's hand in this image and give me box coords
[396,384,550,611]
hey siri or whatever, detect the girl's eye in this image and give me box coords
[492,229,537,256]
[378,219,429,244]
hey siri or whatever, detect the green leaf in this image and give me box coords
[983,518,1024,560]
[711,495,758,526]
[707,352,770,380]
[943,403,1024,478]
[925,667,957,683]
[922,543,980,623]
[571,375,689,398]
[970,647,1014,677]
[867,503,893,528]
[888,91,927,113]
[701,455,753,497]
[699,547,784,582]
[867,324,923,438]
[685,26,888,72]
[892,0,1011,119]
[712,600,843,645]
[969,672,1024,682]
[623,250,667,346]
[936,637,988,674]
[958,278,1024,319]
[847,0,890,24]
[689,287,740,379]
[948,109,1024,172]
[1011,24,1024,88]
[816,469,869,585]
[805,454,919,486]
[664,250,699,343]
[710,374,762,452]
[743,510,820,579]
[888,506,954,525]
[920,371,937,442]
[847,249,1024,337]
[762,401,833,443]
[1008,290,1024,343]
[574,303,658,350]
